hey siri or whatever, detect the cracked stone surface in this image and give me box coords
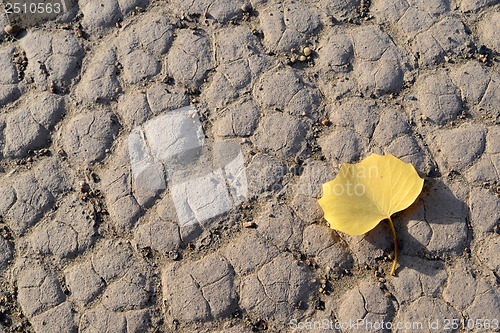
[20,30,84,87]
[253,113,310,158]
[336,279,395,332]
[0,0,499,332]
[62,109,120,165]
[81,0,150,33]
[0,46,21,106]
[259,1,321,53]
[162,253,238,322]
[416,71,462,126]
[165,29,213,87]
[478,11,500,53]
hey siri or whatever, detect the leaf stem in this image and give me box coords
[388,217,398,276]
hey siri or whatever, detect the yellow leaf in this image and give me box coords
[317,153,424,275]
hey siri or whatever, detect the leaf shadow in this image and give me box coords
[394,178,472,274]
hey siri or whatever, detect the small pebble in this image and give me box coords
[4,24,21,37]
[243,221,256,228]
[321,119,331,126]
[378,278,386,283]
[79,181,89,193]
[241,3,252,12]
[169,250,180,260]
[299,55,306,62]
[49,81,57,93]
[73,27,83,38]
[303,47,312,56]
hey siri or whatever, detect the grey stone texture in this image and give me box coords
[0,46,20,106]
[260,1,321,53]
[466,126,500,184]
[64,261,105,307]
[77,47,121,103]
[223,230,279,276]
[3,108,49,158]
[0,237,13,270]
[302,224,353,270]
[240,253,313,328]
[416,71,462,126]
[336,279,395,332]
[394,297,459,332]
[20,30,84,87]
[0,173,55,236]
[26,194,97,265]
[213,97,260,138]
[162,253,237,322]
[469,187,500,235]
[254,202,306,251]
[15,260,65,318]
[81,0,149,32]
[351,26,406,95]
[99,141,145,233]
[372,0,476,67]
[134,216,181,253]
[434,123,486,171]
[478,11,500,53]
[165,30,213,87]
[316,29,354,77]
[117,84,189,128]
[30,302,78,333]
[170,0,245,24]
[246,153,287,194]
[253,66,322,120]
[459,0,498,12]
[204,52,272,109]
[62,109,119,165]
[0,0,498,331]
[1,90,65,159]
[253,113,310,158]
[79,305,152,333]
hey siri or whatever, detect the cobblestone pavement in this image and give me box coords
[0,0,499,332]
